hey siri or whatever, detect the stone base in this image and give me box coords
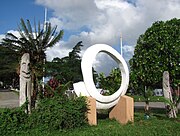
[109,95,134,124]
[86,97,97,125]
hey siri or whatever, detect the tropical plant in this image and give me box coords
[43,76,72,98]
[162,97,177,118]
[1,18,64,107]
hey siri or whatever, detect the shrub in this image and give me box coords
[0,107,27,135]
[27,95,88,131]
[0,95,88,135]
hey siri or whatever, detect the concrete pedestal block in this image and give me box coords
[86,97,97,125]
[109,95,134,124]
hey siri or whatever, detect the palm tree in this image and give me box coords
[1,18,63,107]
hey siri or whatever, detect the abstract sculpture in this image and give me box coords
[73,44,129,109]
[19,53,31,113]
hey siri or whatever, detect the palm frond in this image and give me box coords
[50,25,57,37]
[34,18,38,39]
[20,18,29,36]
[27,20,33,34]
[6,33,18,40]
[17,30,32,51]
[19,19,36,48]
[1,39,22,51]
[18,26,29,42]
[41,23,52,48]
[38,21,41,34]
[46,30,64,48]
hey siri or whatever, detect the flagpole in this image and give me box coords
[42,8,47,89]
[45,8,47,23]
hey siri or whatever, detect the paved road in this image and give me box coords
[0,89,179,109]
[0,89,19,108]
[135,102,180,109]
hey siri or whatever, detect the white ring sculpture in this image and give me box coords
[74,44,129,109]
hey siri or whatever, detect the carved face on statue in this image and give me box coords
[20,53,31,81]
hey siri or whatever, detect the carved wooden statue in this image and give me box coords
[19,53,31,113]
[163,71,176,118]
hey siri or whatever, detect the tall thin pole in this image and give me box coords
[44,8,47,30]
[45,8,47,23]
[120,32,123,56]
[42,8,47,89]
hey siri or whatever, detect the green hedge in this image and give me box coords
[27,96,88,131]
[0,96,88,136]
[0,108,27,135]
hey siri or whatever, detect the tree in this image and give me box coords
[1,18,63,106]
[0,46,19,87]
[45,41,83,85]
[97,67,121,95]
[1,18,63,78]
[130,18,180,92]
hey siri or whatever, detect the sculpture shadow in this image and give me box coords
[97,109,110,119]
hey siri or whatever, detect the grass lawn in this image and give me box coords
[15,109,180,136]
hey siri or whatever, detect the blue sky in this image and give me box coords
[0,0,88,45]
[1,0,180,74]
[0,0,45,34]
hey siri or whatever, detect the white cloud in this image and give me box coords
[36,0,100,30]
[35,0,180,74]
[49,17,64,31]
[0,34,5,42]
[0,30,20,43]
[92,52,119,75]
[45,41,72,61]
